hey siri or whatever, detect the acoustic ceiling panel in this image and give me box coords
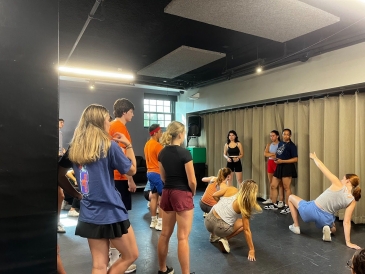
[165,0,340,42]
[137,46,225,79]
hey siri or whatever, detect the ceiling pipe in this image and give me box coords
[64,0,104,65]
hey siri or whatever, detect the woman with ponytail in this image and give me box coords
[288,152,361,250]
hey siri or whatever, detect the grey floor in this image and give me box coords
[59,190,365,274]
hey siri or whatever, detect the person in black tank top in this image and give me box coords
[223,130,244,186]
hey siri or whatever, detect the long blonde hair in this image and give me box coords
[69,104,111,165]
[160,121,185,146]
[236,179,262,218]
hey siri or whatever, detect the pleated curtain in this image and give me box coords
[201,93,365,224]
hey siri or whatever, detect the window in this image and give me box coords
[144,96,175,128]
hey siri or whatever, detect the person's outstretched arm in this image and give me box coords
[202,176,216,183]
[242,217,255,261]
[309,152,342,187]
[343,201,361,249]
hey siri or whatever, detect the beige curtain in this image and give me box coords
[201,93,365,224]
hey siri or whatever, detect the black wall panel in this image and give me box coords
[0,1,59,273]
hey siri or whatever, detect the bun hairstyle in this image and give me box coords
[347,174,361,201]
[236,179,262,218]
[352,249,365,274]
[215,168,232,186]
[160,121,185,146]
[226,130,239,144]
[271,130,280,142]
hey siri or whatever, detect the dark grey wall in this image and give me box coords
[60,80,154,156]
[0,0,58,272]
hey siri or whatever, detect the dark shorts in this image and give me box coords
[75,219,130,239]
[144,191,150,201]
[298,200,336,229]
[273,163,297,179]
[114,180,132,211]
[227,159,242,172]
[199,200,213,213]
[147,172,163,196]
[267,159,277,174]
[160,189,194,212]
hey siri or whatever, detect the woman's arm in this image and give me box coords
[185,160,197,196]
[58,166,82,200]
[65,170,77,184]
[309,152,342,187]
[275,157,298,164]
[264,143,276,158]
[158,162,166,183]
[236,142,244,159]
[223,144,232,162]
[112,133,136,176]
[202,176,217,183]
[343,200,361,249]
[242,217,256,261]
[212,187,228,201]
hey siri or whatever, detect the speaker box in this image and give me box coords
[188,116,201,137]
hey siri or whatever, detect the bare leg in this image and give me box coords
[158,210,176,272]
[176,209,194,274]
[226,219,244,240]
[267,173,274,200]
[150,192,158,217]
[235,171,243,186]
[282,177,292,205]
[57,245,67,274]
[87,238,109,274]
[270,177,280,204]
[288,194,303,227]
[278,181,284,202]
[57,186,64,217]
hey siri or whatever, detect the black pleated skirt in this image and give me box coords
[273,163,297,179]
[75,219,130,239]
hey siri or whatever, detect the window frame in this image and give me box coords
[143,94,176,128]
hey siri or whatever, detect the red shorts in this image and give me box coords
[267,159,277,173]
[160,189,194,212]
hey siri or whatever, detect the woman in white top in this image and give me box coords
[288,152,361,249]
[204,180,262,261]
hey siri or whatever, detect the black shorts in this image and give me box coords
[75,220,130,239]
[143,190,150,201]
[199,200,213,213]
[274,163,297,179]
[227,159,242,172]
[114,180,132,211]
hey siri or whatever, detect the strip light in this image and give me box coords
[58,66,134,80]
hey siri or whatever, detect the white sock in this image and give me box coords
[157,218,162,224]
[109,248,119,262]
[151,216,157,221]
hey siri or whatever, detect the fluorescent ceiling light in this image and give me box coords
[58,66,134,80]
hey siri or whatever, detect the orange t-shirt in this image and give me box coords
[109,119,131,181]
[201,183,218,207]
[144,139,163,174]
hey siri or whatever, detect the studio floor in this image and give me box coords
[59,190,365,274]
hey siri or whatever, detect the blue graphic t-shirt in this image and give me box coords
[276,141,298,160]
[59,141,132,225]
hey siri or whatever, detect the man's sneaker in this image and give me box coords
[150,219,157,228]
[209,233,220,243]
[322,225,331,242]
[125,264,137,273]
[289,224,300,234]
[277,201,284,208]
[158,266,174,274]
[57,222,66,233]
[264,203,278,210]
[218,238,230,253]
[280,206,291,214]
[262,198,272,204]
[155,222,162,231]
[67,210,79,217]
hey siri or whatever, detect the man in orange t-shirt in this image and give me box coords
[144,124,163,230]
[108,98,137,272]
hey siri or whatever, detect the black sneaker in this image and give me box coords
[263,203,278,210]
[280,206,291,214]
[158,266,174,274]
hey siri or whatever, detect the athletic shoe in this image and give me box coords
[264,203,278,210]
[280,206,291,214]
[203,212,208,218]
[209,233,220,243]
[67,210,79,217]
[277,201,284,208]
[57,222,66,233]
[218,238,230,253]
[155,222,162,231]
[262,198,272,204]
[158,266,174,274]
[147,201,150,208]
[125,264,137,273]
[289,224,300,234]
[150,219,157,228]
[322,225,331,242]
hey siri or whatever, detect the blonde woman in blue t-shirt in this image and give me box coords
[288,152,361,250]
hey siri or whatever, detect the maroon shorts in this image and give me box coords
[267,159,277,174]
[160,189,194,212]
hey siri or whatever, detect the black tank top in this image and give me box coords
[227,143,240,156]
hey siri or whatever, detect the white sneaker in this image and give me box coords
[67,210,79,217]
[264,203,278,210]
[150,219,157,228]
[218,238,230,253]
[125,264,137,273]
[322,225,331,242]
[209,233,220,243]
[262,198,272,204]
[289,224,300,234]
[57,222,66,233]
[277,201,284,208]
[203,212,208,218]
[155,222,162,231]
[280,206,291,214]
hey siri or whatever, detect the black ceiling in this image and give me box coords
[59,0,365,90]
